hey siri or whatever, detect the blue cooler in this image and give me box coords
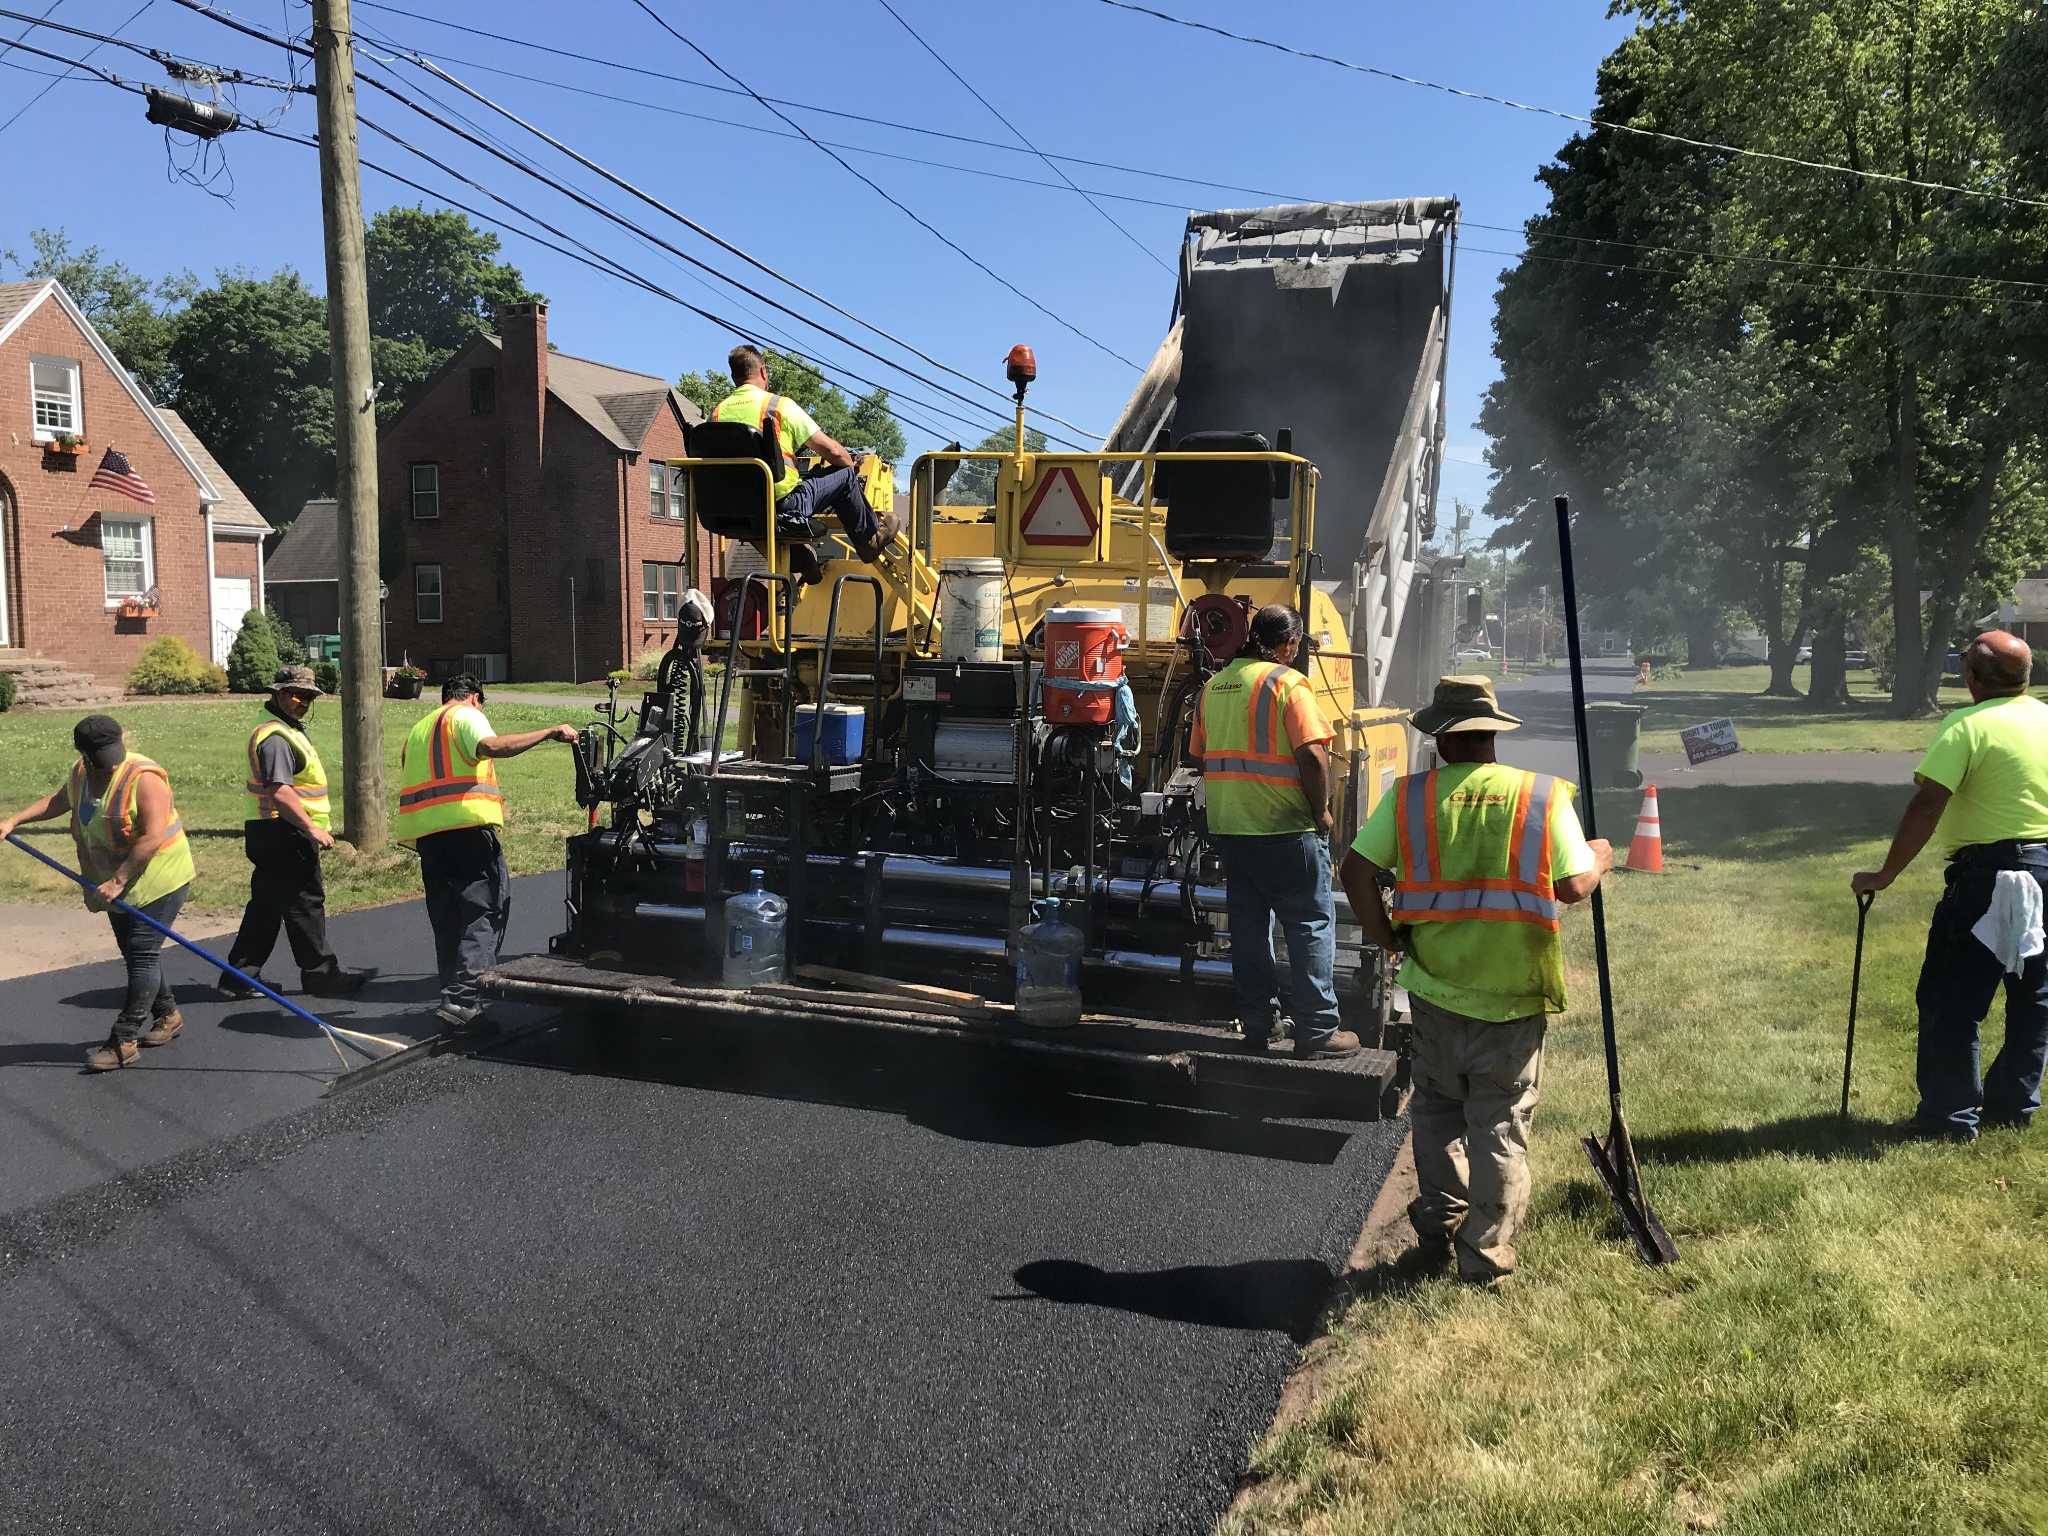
[794,704,866,765]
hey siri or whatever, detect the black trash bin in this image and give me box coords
[1583,702,1648,790]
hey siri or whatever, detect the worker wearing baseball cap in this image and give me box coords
[1339,675,1612,1284]
[222,665,373,1001]
[0,715,196,1071]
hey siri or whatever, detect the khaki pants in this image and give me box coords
[1406,994,1546,1280]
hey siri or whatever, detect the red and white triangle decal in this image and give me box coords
[1018,466,1098,546]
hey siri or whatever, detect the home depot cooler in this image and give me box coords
[1042,606,1128,724]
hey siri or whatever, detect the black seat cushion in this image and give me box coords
[1162,430,1278,563]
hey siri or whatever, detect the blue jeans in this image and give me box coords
[107,883,188,1042]
[776,466,878,548]
[1914,847,2048,1133]
[1215,831,1341,1045]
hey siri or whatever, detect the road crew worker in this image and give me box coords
[1191,603,1360,1060]
[0,714,196,1071]
[712,344,899,581]
[223,666,371,1000]
[1853,630,2048,1142]
[398,674,581,1034]
[1339,675,1611,1284]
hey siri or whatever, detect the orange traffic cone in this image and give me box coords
[1626,785,1664,872]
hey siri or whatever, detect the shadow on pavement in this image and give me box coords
[486,1012,1357,1164]
[0,1040,87,1069]
[1005,1257,1335,1343]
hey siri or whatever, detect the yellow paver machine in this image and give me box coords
[485,198,1460,1120]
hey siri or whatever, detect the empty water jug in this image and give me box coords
[1015,899,1084,1029]
[722,868,788,987]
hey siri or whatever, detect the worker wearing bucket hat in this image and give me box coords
[222,665,372,1001]
[1339,674,1612,1283]
[0,715,197,1070]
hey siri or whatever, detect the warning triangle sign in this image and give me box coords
[1018,466,1099,546]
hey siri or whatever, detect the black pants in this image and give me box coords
[108,884,188,1042]
[228,820,341,982]
[418,826,510,1011]
[1915,844,2048,1133]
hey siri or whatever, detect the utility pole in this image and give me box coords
[313,0,387,852]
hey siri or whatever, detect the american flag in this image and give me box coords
[89,448,155,506]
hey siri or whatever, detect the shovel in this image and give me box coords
[1839,889,1875,1132]
[1554,496,1679,1267]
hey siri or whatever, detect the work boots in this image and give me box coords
[140,1011,183,1047]
[1296,1029,1364,1061]
[84,1032,139,1072]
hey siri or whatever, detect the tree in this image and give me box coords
[2,229,195,399]
[942,427,1045,505]
[364,207,537,419]
[165,272,334,525]
[225,608,282,692]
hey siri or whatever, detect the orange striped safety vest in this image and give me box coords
[1192,657,1327,836]
[395,702,504,846]
[1390,767,1563,930]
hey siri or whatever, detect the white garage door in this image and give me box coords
[212,576,252,666]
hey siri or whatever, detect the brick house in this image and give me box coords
[380,301,709,683]
[265,497,340,643]
[0,279,271,686]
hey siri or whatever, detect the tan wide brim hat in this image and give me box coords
[271,664,326,697]
[1411,673,1522,736]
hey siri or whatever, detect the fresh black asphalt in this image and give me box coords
[1,870,1403,1534]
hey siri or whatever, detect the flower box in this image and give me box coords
[118,600,159,619]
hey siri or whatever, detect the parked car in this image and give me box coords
[1843,650,1871,669]
[1720,650,1767,666]
[1453,646,1492,662]
[1795,646,1813,664]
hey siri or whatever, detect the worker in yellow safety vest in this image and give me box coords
[1190,603,1360,1061]
[710,343,899,582]
[397,672,581,1033]
[224,665,372,1002]
[0,714,197,1071]
[1339,675,1613,1286]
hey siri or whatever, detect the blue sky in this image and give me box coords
[0,0,1633,533]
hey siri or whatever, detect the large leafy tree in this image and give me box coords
[364,206,537,419]
[1,229,195,400]
[164,272,334,524]
[678,348,906,461]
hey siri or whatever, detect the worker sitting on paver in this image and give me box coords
[1192,603,1360,1061]
[396,674,582,1035]
[1339,676,1611,1284]
[711,344,900,581]
[223,666,373,1001]
[1852,630,2048,1143]
[0,714,196,1071]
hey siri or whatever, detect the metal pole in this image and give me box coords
[313,0,387,853]
[1841,891,1875,1129]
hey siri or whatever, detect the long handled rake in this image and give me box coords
[6,833,405,1069]
[1839,890,1875,1131]
[1553,495,1679,1267]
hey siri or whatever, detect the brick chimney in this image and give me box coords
[497,300,550,677]
[496,299,547,471]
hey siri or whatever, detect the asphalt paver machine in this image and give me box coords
[483,198,1459,1122]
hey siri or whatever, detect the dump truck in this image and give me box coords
[481,197,1460,1121]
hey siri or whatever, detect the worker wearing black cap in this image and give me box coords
[222,665,373,1000]
[0,715,197,1071]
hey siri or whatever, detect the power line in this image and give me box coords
[623,0,1144,371]
[349,0,1307,205]
[1095,0,2048,214]
[0,0,150,136]
[0,0,64,58]
[162,0,1099,445]
[873,0,1171,274]
[1463,218,2048,299]
[0,1,301,87]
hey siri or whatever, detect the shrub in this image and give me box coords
[629,647,666,682]
[265,606,303,664]
[226,608,282,692]
[314,659,341,694]
[0,671,14,712]
[129,637,219,695]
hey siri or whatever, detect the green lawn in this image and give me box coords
[1230,781,2048,1535]
[1632,663,2039,754]
[490,680,618,697]
[0,695,603,914]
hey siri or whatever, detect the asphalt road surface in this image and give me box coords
[1,878,1402,1533]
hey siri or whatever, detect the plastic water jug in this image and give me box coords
[1015,899,1084,1029]
[722,868,788,986]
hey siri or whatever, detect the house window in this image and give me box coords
[415,563,444,624]
[641,560,680,621]
[470,368,496,416]
[100,517,153,602]
[410,463,440,519]
[31,355,82,440]
[649,462,687,521]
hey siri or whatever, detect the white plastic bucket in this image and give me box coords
[940,557,1005,663]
